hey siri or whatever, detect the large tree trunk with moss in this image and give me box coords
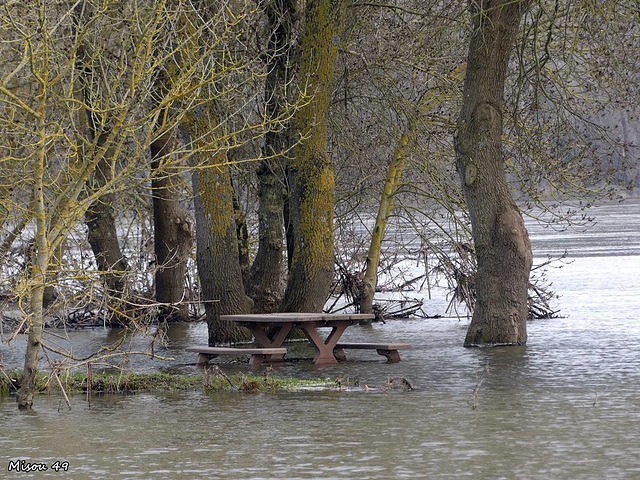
[232,186,251,286]
[193,166,253,343]
[454,0,533,347]
[280,0,348,313]
[151,125,193,323]
[188,107,253,344]
[247,160,286,312]
[247,0,296,313]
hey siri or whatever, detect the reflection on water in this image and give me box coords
[1,200,640,479]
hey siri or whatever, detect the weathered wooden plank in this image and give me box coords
[334,343,412,350]
[186,346,287,355]
[220,313,375,323]
[333,342,412,363]
[187,346,288,368]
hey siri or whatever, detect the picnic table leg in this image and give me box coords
[333,348,347,361]
[248,324,292,363]
[300,321,351,365]
[248,354,267,369]
[376,348,401,363]
[196,353,215,366]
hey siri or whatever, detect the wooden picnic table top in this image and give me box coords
[220,313,375,324]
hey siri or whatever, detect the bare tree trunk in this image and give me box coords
[454,0,533,347]
[18,83,49,411]
[280,0,348,313]
[85,161,129,326]
[151,123,193,323]
[187,104,253,344]
[42,241,65,308]
[18,272,46,410]
[359,127,414,316]
[247,160,286,312]
[232,187,251,286]
[247,0,296,313]
[283,188,294,272]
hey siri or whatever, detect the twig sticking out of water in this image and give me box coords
[42,349,72,411]
[470,366,489,410]
[204,365,235,390]
[87,362,93,409]
[0,354,18,392]
[593,389,599,407]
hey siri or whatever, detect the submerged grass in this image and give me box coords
[0,369,340,397]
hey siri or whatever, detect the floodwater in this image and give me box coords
[1,199,640,479]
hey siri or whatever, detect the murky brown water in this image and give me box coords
[1,199,640,479]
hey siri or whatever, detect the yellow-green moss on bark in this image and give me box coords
[281,0,348,312]
[186,103,253,342]
[360,128,414,315]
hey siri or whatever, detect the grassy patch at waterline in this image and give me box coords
[0,369,341,397]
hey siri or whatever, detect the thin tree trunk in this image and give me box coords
[85,161,129,326]
[359,127,414,316]
[18,262,47,411]
[18,77,49,411]
[454,0,533,346]
[42,240,65,308]
[280,0,348,313]
[193,165,253,344]
[151,120,193,323]
[247,0,296,313]
[232,187,251,286]
[0,214,29,260]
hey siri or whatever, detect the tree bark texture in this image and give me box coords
[85,159,130,326]
[42,240,65,308]
[360,127,414,315]
[188,106,253,343]
[246,0,296,313]
[18,85,48,410]
[454,0,533,346]
[280,0,348,313]
[193,165,253,343]
[151,126,193,323]
[283,190,295,272]
[18,278,45,410]
[232,187,251,286]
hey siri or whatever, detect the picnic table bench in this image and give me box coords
[186,346,288,369]
[333,342,412,363]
